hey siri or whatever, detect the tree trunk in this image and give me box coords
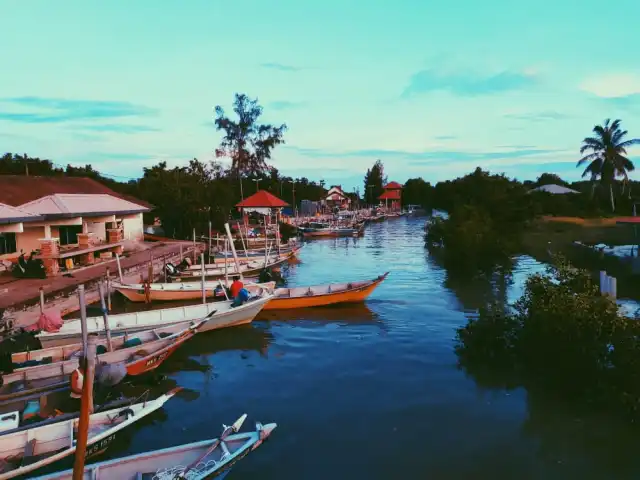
[590,182,596,199]
[610,183,616,212]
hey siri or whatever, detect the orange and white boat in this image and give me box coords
[113,280,275,303]
[4,321,203,391]
[263,272,388,310]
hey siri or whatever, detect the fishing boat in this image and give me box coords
[2,322,202,397]
[169,255,290,280]
[185,247,299,271]
[0,387,180,479]
[33,413,277,480]
[210,245,300,265]
[113,280,275,303]
[263,272,388,310]
[36,294,273,348]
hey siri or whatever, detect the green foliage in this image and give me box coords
[402,177,432,208]
[456,256,640,417]
[214,93,287,177]
[363,159,387,205]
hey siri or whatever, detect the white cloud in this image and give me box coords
[580,73,640,98]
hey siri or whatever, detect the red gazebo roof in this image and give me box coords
[236,190,289,208]
[384,181,403,189]
[379,190,401,200]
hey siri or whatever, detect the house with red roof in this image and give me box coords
[378,181,402,212]
[322,185,350,211]
[236,190,289,227]
[0,175,150,275]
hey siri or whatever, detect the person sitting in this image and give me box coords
[231,287,250,307]
[230,276,244,299]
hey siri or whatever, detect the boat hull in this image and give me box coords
[263,274,386,310]
[38,296,272,348]
[115,281,274,303]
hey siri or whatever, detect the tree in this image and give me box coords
[577,119,639,212]
[363,159,387,206]
[214,93,287,199]
[402,177,432,207]
[534,173,569,188]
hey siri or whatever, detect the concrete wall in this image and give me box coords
[0,225,47,261]
[86,221,107,242]
[122,213,144,241]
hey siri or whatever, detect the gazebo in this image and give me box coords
[236,190,289,227]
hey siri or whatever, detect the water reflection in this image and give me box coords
[258,302,381,326]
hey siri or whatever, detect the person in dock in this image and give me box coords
[230,276,244,298]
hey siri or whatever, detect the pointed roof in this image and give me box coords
[236,190,289,208]
[384,181,403,189]
[379,190,401,200]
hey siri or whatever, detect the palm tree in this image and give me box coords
[577,119,639,212]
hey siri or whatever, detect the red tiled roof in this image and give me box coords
[379,190,401,200]
[236,190,289,208]
[384,181,403,189]
[0,175,152,209]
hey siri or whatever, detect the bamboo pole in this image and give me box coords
[115,254,123,282]
[98,282,113,352]
[201,253,206,304]
[72,332,97,479]
[208,221,212,261]
[39,287,45,313]
[224,223,243,280]
[236,221,248,259]
[78,285,89,361]
[105,267,111,312]
[224,238,228,283]
[192,228,197,263]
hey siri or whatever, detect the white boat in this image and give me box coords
[0,388,180,479]
[3,321,203,391]
[172,255,290,280]
[112,279,275,303]
[36,294,274,348]
[33,414,277,480]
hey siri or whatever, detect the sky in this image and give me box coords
[1,0,640,192]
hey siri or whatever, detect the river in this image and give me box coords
[102,217,640,479]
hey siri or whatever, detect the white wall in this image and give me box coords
[122,213,144,241]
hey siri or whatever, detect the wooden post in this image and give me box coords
[115,254,123,282]
[180,244,183,261]
[98,282,113,352]
[105,267,111,312]
[163,254,167,283]
[208,221,212,260]
[224,239,229,283]
[72,333,97,479]
[218,279,230,300]
[263,218,268,267]
[78,285,89,362]
[193,228,197,263]
[275,209,281,255]
[201,253,206,304]
[236,221,248,259]
[224,223,243,280]
[39,287,45,313]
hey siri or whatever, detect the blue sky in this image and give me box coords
[1,0,639,191]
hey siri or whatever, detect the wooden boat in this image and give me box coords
[210,245,300,265]
[113,280,275,303]
[33,414,277,480]
[36,294,274,348]
[301,226,360,238]
[170,255,290,280]
[184,247,298,271]
[0,387,180,479]
[263,272,388,310]
[2,322,202,396]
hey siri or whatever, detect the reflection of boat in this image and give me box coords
[258,301,380,325]
[0,388,180,479]
[263,273,388,310]
[2,322,201,401]
[35,414,276,480]
[113,280,275,303]
[37,295,273,348]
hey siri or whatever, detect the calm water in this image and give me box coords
[103,218,640,479]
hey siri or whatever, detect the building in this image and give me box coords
[379,181,402,212]
[300,199,319,216]
[236,189,289,226]
[529,184,580,194]
[0,176,151,275]
[322,185,351,210]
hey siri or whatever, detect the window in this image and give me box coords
[58,225,83,246]
[0,233,17,255]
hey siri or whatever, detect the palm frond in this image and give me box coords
[577,152,600,166]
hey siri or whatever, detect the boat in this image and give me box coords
[263,272,388,310]
[169,255,290,280]
[209,245,300,265]
[2,322,202,397]
[36,294,274,348]
[113,280,275,303]
[184,247,299,271]
[0,387,180,479]
[299,222,362,238]
[33,413,277,480]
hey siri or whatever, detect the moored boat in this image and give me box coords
[36,294,274,348]
[2,322,202,395]
[169,255,290,280]
[0,388,180,479]
[263,272,388,310]
[33,413,277,480]
[113,280,275,303]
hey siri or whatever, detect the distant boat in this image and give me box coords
[264,272,388,310]
[33,413,277,480]
[0,388,180,479]
[36,295,273,348]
